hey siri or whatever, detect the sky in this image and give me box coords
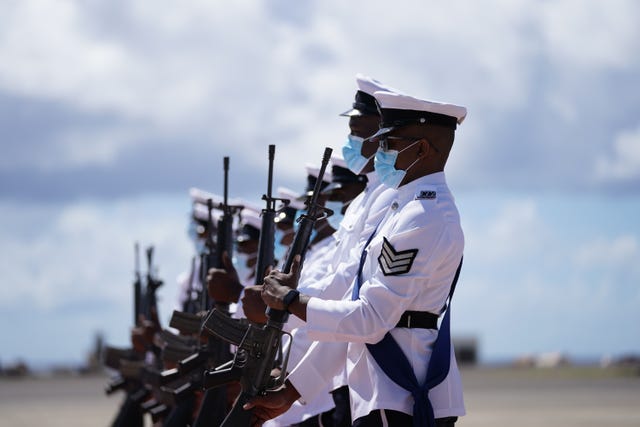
[1,0,639,368]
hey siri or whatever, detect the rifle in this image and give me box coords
[191,156,243,427]
[181,256,199,314]
[201,147,333,427]
[134,242,142,326]
[254,144,289,285]
[104,243,143,394]
[107,242,167,427]
[143,246,163,324]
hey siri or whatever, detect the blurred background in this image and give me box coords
[1,0,638,376]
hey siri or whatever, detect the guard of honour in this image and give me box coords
[104,74,467,427]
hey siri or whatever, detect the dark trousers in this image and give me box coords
[162,393,195,427]
[291,384,351,427]
[111,393,144,427]
[353,409,457,427]
[331,385,352,427]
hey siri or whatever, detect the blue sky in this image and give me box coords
[1,0,639,367]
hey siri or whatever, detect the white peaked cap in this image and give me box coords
[340,73,402,117]
[322,152,367,194]
[239,204,262,231]
[375,91,467,124]
[330,152,347,169]
[277,186,306,211]
[189,187,244,208]
[305,163,332,183]
[369,91,467,140]
[355,73,403,96]
[190,187,222,205]
[192,203,223,223]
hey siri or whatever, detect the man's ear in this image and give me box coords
[417,138,431,157]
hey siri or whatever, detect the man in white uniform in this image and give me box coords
[238,75,399,427]
[253,90,467,427]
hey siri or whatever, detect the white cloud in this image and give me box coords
[540,0,640,70]
[596,125,640,182]
[455,195,640,359]
[0,197,192,314]
[0,1,639,363]
[1,0,638,195]
[573,234,639,269]
[465,198,547,262]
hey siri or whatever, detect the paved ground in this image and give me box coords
[0,366,638,426]
[458,366,640,426]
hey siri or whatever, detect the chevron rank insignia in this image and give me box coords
[378,237,419,276]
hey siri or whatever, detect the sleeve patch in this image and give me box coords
[416,190,436,200]
[377,237,419,276]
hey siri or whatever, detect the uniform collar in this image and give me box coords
[385,171,446,207]
[365,170,380,189]
[400,171,447,193]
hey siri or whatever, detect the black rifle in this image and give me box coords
[254,145,289,285]
[181,256,199,314]
[135,246,167,422]
[142,246,163,324]
[104,242,143,394]
[201,147,333,427]
[192,156,242,427]
[212,156,238,309]
[134,242,142,325]
[107,242,165,427]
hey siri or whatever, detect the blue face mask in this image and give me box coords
[374,139,422,189]
[324,200,344,230]
[342,134,372,174]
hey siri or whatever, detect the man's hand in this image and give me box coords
[261,255,302,311]
[243,380,300,426]
[131,327,147,353]
[241,286,268,324]
[207,251,243,303]
[131,313,160,352]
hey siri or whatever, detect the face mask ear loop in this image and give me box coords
[398,139,425,172]
[342,198,354,211]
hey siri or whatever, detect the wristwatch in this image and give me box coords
[282,289,300,313]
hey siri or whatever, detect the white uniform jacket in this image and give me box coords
[269,175,393,426]
[303,172,466,421]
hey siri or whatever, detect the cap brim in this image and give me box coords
[367,126,396,141]
[296,192,311,202]
[339,108,365,117]
[321,182,344,194]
